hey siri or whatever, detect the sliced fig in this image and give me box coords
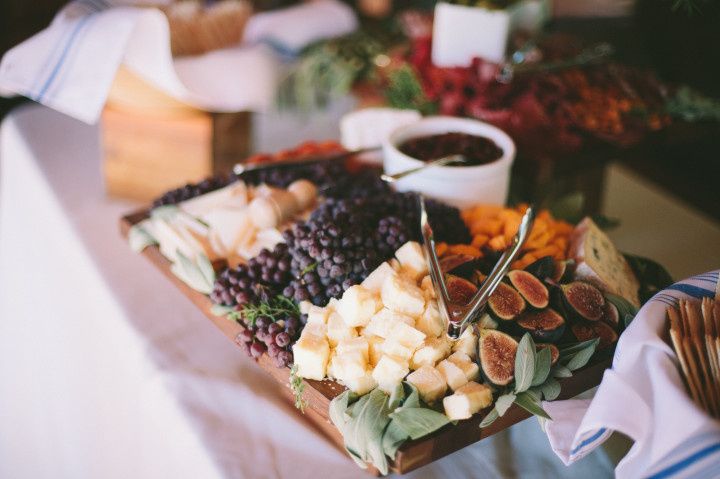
[488,282,526,321]
[445,274,478,304]
[516,308,566,343]
[507,270,550,309]
[479,329,518,386]
[524,256,555,280]
[440,254,478,280]
[571,321,618,350]
[601,301,620,329]
[561,281,605,321]
[536,343,560,365]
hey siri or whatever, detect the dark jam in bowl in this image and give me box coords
[397,132,503,166]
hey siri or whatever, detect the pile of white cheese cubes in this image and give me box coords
[292,241,494,421]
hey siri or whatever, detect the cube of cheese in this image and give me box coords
[381,338,415,361]
[306,305,331,325]
[416,302,445,338]
[395,241,428,281]
[364,308,414,339]
[447,351,480,382]
[372,355,409,394]
[330,351,367,382]
[437,359,468,391]
[381,274,426,318]
[387,321,426,350]
[388,258,401,272]
[292,334,330,380]
[452,327,478,359]
[406,365,447,404]
[420,275,436,301]
[361,262,397,294]
[301,322,327,339]
[337,285,381,328]
[344,370,378,395]
[336,337,369,362]
[326,311,357,347]
[411,337,452,370]
[442,382,493,420]
[367,335,384,367]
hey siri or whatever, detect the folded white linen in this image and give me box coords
[544,271,720,478]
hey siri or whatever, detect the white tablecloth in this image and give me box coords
[0,104,616,478]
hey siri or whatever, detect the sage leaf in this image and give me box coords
[604,293,639,329]
[389,383,405,410]
[382,420,410,459]
[150,204,180,221]
[210,304,235,317]
[531,347,552,387]
[552,365,573,378]
[389,407,450,440]
[514,333,536,393]
[196,252,216,288]
[128,222,157,252]
[345,389,391,475]
[345,446,367,469]
[541,378,561,401]
[174,250,214,294]
[514,391,552,420]
[479,408,500,428]
[495,393,516,416]
[401,382,421,409]
[559,338,600,358]
[565,339,600,371]
[329,390,357,432]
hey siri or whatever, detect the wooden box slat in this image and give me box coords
[120,211,611,475]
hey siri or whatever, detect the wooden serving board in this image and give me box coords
[120,210,612,475]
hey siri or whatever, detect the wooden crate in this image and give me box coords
[102,67,252,202]
[120,209,612,475]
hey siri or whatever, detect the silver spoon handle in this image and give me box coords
[381,155,465,183]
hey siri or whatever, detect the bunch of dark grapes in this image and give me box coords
[374,216,410,257]
[152,174,231,208]
[235,314,301,368]
[210,243,293,307]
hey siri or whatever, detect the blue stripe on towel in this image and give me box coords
[666,284,715,300]
[570,428,608,457]
[35,15,93,101]
[646,442,720,479]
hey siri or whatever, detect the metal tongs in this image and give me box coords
[420,196,536,339]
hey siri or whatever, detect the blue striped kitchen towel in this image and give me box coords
[544,271,720,478]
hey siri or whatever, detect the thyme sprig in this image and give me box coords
[290,364,308,413]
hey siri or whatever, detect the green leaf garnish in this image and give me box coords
[289,364,308,413]
[514,333,536,393]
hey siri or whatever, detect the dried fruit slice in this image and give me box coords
[507,270,550,309]
[488,282,526,321]
[536,343,560,365]
[571,322,618,350]
[446,274,478,304]
[516,309,566,343]
[561,281,605,321]
[479,329,518,386]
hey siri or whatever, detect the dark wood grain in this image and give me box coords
[120,210,611,474]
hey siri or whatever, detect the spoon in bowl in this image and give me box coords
[380,154,466,183]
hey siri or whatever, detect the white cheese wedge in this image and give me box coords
[179,182,248,217]
[330,351,367,382]
[386,321,426,350]
[204,207,254,254]
[411,337,452,370]
[443,382,493,420]
[395,241,428,281]
[366,335,384,367]
[292,334,330,380]
[416,302,445,338]
[452,327,478,359]
[306,305,331,325]
[336,337,369,362]
[326,311,358,347]
[381,274,426,318]
[437,359,469,391]
[406,365,447,404]
[381,338,415,362]
[372,355,409,394]
[337,285,381,328]
[364,308,415,339]
[344,370,378,395]
[447,351,480,382]
[361,262,397,294]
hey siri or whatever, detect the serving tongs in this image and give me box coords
[419,196,536,339]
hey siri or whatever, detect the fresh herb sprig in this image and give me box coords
[235,295,300,327]
[290,364,308,413]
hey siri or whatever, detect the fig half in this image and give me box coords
[571,321,618,350]
[524,256,555,280]
[507,270,550,309]
[601,301,620,329]
[445,274,477,304]
[479,329,518,386]
[516,308,566,343]
[536,343,560,365]
[561,281,606,322]
[488,282,526,321]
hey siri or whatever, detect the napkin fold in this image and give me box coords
[544,271,720,478]
[0,0,357,124]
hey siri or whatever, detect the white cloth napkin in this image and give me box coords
[544,271,720,478]
[0,0,357,124]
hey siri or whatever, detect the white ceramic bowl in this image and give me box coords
[383,116,516,209]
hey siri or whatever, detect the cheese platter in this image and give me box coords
[121,136,666,475]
